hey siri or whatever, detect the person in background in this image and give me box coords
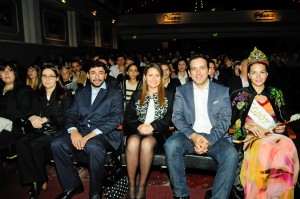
[60,66,79,95]
[125,57,135,68]
[0,61,36,186]
[51,61,124,199]
[71,60,87,86]
[160,63,181,93]
[164,54,237,199]
[26,64,41,91]
[233,61,241,76]
[16,65,72,199]
[109,55,125,80]
[228,58,249,95]
[230,47,299,199]
[176,58,190,85]
[125,63,174,199]
[208,59,223,85]
[120,63,142,107]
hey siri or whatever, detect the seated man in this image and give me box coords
[164,54,238,199]
[51,61,124,199]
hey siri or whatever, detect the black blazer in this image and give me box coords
[124,89,174,135]
[228,76,243,95]
[0,83,36,123]
[165,78,181,93]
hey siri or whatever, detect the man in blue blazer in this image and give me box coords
[164,54,238,199]
[51,61,124,199]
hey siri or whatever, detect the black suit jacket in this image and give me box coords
[65,83,124,150]
[228,76,243,95]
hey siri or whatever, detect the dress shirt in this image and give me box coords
[192,82,212,134]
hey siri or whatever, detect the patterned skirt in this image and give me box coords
[241,133,299,199]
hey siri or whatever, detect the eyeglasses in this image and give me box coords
[42,74,56,80]
[0,67,13,73]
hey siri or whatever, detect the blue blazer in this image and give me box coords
[64,84,124,150]
[172,81,232,146]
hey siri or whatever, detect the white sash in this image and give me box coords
[248,99,276,133]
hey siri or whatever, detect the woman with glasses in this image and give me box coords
[16,65,72,199]
[124,63,174,199]
[0,60,36,185]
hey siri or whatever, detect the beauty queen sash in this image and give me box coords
[248,99,276,133]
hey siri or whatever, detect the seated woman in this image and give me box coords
[160,63,181,93]
[230,47,299,199]
[16,65,72,199]
[0,61,36,185]
[120,63,142,107]
[26,64,41,91]
[124,63,174,199]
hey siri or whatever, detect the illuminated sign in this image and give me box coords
[254,10,279,22]
[162,13,181,24]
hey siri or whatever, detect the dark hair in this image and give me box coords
[37,65,66,101]
[189,54,209,70]
[125,64,140,80]
[247,62,269,74]
[0,61,20,84]
[87,61,108,74]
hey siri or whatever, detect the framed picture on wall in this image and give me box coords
[42,10,66,41]
[79,19,94,44]
[0,1,19,36]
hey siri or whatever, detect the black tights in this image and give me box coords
[125,134,157,198]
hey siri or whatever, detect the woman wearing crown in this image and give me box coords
[230,47,299,199]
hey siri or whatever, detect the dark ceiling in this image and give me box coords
[95,0,300,15]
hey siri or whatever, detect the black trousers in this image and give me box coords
[16,134,54,185]
[0,128,22,150]
[51,133,113,197]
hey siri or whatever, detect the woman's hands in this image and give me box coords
[273,123,286,134]
[246,122,286,138]
[137,124,154,135]
[246,124,267,138]
[28,115,48,128]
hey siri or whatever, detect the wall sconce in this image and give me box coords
[92,11,97,16]
[60,0,67,4]
[112,19,116,24]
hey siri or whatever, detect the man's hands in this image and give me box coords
[70,130,96,150]
[189,133,211,155]
[137,124,154,135]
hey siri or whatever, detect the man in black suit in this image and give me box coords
[51,61,124,199]
[228,58,249,94]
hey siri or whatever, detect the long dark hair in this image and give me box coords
[0,61,21,86]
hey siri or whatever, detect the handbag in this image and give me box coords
[103,152,128,199]
[14,118,58,136]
